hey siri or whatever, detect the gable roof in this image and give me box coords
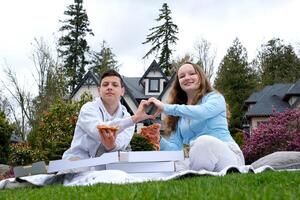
[158,73,176,100]
[283,78,300,100]
[245,83,292,117]
[70,70,100,99]
[123,77,161,100]
[139,60,168,85]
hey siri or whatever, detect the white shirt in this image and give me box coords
[62,97,135,160]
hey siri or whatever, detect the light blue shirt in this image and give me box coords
[160,91,234,150]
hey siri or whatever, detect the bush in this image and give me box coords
[8,143,45,166]
[232,132,245,147]
[130,133,155,151]
[242,108,300,164]
[27,93,92,162]
[0,111,14,164]
[0,167,14,181]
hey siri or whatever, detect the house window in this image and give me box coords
[149,78,160,92]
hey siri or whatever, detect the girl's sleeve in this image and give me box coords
[163,92,226,122]
[160,127,183,151]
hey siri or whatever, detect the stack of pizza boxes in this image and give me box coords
[47,150,184,174]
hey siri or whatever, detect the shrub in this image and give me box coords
[130,133,155,151]
[0,167,14,181]
[8,143,45,166]
[28,93,92,162]
[0,111,14,164]
[242,108,300,164]
[232,132,245,147]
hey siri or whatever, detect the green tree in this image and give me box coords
[0,111,14,164]
[143,3,178,76]
[214,38,258,131]
[256,38,300,87]
[90,40,119,75]
[58,0,94,92]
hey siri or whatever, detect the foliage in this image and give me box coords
[214,38,258,131]
[0,111,14,164]
[8,143,45,166]
[0,167,14,181]
[58,0,94,91]
[242,108,300,164]
[232,132,245,148]
[143,3,178,76]
[90,40,119,75]
[256,38,300,87]
[130,133,155,151]
[28,93,92,161]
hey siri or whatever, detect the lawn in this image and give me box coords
[1,171,299,199]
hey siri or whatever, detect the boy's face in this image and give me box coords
[98,76,125,104]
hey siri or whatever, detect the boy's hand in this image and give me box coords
[97,126,118,150]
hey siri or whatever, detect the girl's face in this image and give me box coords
[177,64,200,94]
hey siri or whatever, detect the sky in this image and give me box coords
[1,0,300,96]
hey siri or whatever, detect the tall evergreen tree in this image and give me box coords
[58,0,94,92]
[90,40,119,75]
[214,38,258,131]
[143,3,178,76]
[256,38,300,87]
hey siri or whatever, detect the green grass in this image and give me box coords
[1,171,299,200]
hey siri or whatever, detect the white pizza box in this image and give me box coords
[47,150,184,173]
[119,151,184,162]
[47,152,119,173]
[106,161,175,173]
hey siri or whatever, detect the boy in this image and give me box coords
[63,70,153,160]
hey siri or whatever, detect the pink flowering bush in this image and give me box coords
[0,167,14,181]
[242,108,300,164]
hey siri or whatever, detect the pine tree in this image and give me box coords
[143,3,178,76]
[90,40,119,75]
[58,0,94,92]
[256,38,300,87]
[214,38,258,131]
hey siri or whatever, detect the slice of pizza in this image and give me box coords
[96,125,119,134]
[140,123,161,150]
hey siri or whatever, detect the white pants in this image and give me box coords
[188,135,245,172]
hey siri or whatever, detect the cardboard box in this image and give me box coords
[119,151,184,162]
[47,150,184,173]
[106,161,175,173]
[47,152,118,173]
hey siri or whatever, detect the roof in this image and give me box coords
[283,78,300,100]
[69,70,100,99]
[123,77,160,100]
[10,133,23,143]
[139,60,168,86]
[245,83,292,117]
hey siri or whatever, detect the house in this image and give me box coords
[243,78,300,133]
[69,60,175,131]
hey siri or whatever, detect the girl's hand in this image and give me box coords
[148,97,164,118]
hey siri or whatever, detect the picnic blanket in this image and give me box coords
[0,165,277,189]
